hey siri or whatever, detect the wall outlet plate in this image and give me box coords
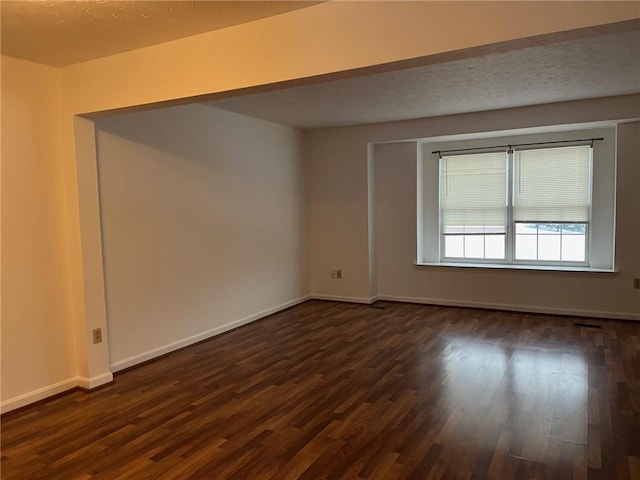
[634,278,640,289]
[92,328,103,344]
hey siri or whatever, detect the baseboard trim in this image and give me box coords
[1,377,78,414]
[76,372,114,390]
[110,295,311,372]
[376,295,640,321]
[311,294,378,304]
[1,297,311,414]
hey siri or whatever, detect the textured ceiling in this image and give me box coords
[207,30,640,129]
[1,1,319,67]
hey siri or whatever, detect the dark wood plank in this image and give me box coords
[1,300,639,479]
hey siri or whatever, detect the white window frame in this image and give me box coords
[418,126,617,272]
[438,145,593,267]
[437,150,510,265]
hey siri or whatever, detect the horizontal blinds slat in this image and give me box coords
[513,145,591,222]
[441,152,506,227]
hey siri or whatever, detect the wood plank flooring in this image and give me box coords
[2,300,639,479]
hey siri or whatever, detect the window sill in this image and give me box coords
[415,262,616,275]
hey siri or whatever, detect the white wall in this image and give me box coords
[307,129,374,301]
[1,57,77,409]
[307,96,640,319]
[95,105,308,370]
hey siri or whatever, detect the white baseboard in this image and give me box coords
[311,294,378,304]
[0,372,111,414]
[77,372,114,390]
[376,294,640,321]
[0,377,79,414]
[110,295,311,372]
[2,297,310,413]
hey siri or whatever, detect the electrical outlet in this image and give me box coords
[92,328,103,344]
[336,269,342,279]
[634,278,640,289]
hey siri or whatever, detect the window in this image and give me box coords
[441,152,507,260]
[440,144,592,265]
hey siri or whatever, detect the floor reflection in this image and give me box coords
[415,335,588,464]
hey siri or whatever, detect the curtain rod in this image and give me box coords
[432,137,604,156]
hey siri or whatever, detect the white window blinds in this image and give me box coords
[513,145,591,223]
[441,152,507,229]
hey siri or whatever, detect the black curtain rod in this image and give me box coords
[432,137,604,156]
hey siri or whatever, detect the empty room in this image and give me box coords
[1,1,639,479]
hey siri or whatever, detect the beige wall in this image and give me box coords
[1,57,77,408]
[95,105,308,370]
[307,97,640,319]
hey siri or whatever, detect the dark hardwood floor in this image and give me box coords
[2,300,639,479]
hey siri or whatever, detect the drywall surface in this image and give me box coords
[1,56,77,406]
[307,128,373,301]
[307,96,640,319]
[95,105,308,368]
[615,122,640,315]
[61,2,640,114]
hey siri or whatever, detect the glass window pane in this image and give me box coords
[562,224,586,235]
[444,235,464,258]
[537,223,561,234]
[464,235,484,259]
[562,234,586,262]
[516,223,537,234]
[485,235,505,259]
[538,234,561,261]
[515,234,537,260]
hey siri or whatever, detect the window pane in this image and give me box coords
[516,223,537,234]
[464,235,484,258]
[538,234,561,261]
[562,224,586,235]
[515,234,537,260]
[537,223,561,234]
[444,235,464,258]
[562,234,586,262]
[485,235,505,259]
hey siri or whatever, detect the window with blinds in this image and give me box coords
[513,145,591,262]
[440,144,592,264]
[440,152,507,260]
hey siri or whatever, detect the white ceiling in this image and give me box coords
[1,1,319,67]
[207,30,640,129]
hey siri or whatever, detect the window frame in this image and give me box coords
[438,145,593,267]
